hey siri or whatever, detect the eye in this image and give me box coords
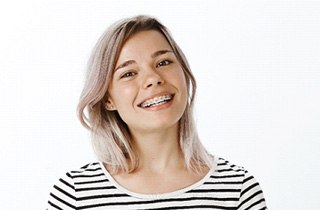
[120,71,136,79]
[156,60,172,68]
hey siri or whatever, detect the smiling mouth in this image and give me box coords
[138,94,174,108]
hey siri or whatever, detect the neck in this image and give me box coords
[129,124,184,173]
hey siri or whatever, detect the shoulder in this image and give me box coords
[58,162,104,182]
[68,162,104,177]
[215,157,245,171]
[58,161,107,188]
[212,157,268,210]
[47,162,108,210]
[213,156,263,188]
[213,157,247,177]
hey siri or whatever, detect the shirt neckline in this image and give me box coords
[99,156,217,199]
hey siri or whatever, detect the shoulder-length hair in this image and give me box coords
[77,15,212,173]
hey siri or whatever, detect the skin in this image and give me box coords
[106,30,208,194]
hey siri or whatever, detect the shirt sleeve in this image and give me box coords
[47,172,77,210]
[237,170,268,210]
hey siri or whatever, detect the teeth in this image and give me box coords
[141,95,172,108]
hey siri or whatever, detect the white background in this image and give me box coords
[0,0,319,209]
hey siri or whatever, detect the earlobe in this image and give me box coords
[105,99,116,111]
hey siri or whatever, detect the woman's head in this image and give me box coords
[106,29,189,136]
[78,15,211,172]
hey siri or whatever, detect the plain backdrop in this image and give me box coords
[0,0,319,209]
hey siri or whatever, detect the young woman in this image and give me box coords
[47,15,267,210]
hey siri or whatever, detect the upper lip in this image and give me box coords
[137,92,174,107]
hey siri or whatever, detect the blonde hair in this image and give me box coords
[77,15,212,173]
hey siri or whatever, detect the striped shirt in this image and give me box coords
[47,157,267,210]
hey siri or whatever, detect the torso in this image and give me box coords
[48,157,268,210]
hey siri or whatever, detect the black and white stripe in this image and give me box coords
[47,157,267,210]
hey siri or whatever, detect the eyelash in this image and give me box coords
[156,59,172,68]
[119,59,172,79]
[120,71,136,79]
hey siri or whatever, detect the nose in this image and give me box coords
[143,68,164,89]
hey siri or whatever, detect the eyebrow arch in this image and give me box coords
[114,60,136,72]
[151,49,173,58]
[114,49,173,72]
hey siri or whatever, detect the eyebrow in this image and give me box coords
[114,60,135,72]
[151,49,173,58]
[114,49,173,71]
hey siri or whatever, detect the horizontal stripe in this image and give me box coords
[74,178,109,185]
[76,186,117,192]
[243,198,266,210]
[59,178,74,190]
[77,193,130,201]
[188,188,241,193]
[144,205,237,210]
[71,167,101,173]
[241,182,259,197]
[70,173,105,178]
[47,158,267,210]
[204,181,243,185]
[210,174,244,179]
[238,190,264,209]
[49,193,75,209]
[217,168,244,173]
[77,197,239,209]
[48,201,63,210]
[53,185,76,200]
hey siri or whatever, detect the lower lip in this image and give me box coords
[140,98,174,111]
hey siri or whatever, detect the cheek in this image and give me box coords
[172,70,188,91]
[176,72,189,103]
[112,84,138,108]
[164,70,188,106]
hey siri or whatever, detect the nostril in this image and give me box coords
[146,80,163,88]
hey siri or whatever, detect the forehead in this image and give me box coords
[117,30,172,61]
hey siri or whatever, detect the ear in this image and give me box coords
[105,98,116,111]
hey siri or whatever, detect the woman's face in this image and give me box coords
[107,30,188,134]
